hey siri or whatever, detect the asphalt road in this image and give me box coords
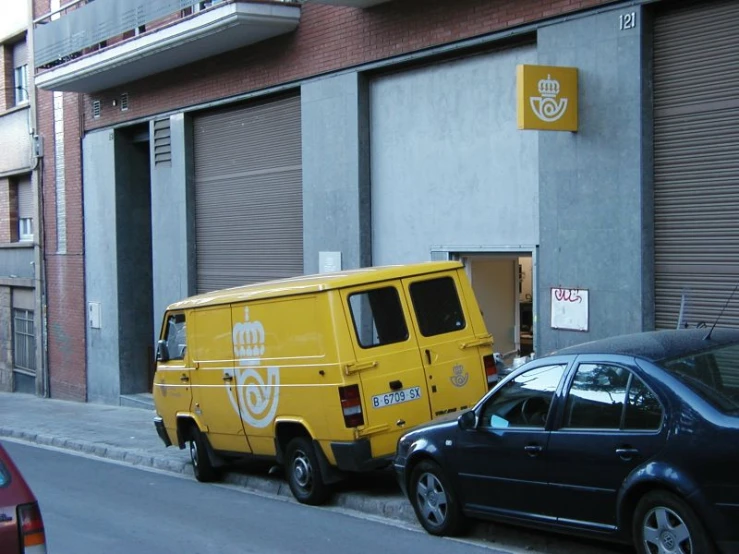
[3,440,506,554]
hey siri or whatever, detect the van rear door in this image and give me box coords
[402,273,491,418]
[341,283,431,458]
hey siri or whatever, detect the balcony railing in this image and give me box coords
[33,0,301,93]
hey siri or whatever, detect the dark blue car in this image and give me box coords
[394,328,739,554]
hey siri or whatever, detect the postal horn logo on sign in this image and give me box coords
[517,65,578,132]
[228,307,280,428]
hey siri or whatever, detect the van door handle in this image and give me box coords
[425,349,432,364]
[180,374,189,383]
[389,380,402,390]
[459,335,493,349]
[223,374,233,382]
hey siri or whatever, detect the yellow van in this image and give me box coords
[152,261,496,504]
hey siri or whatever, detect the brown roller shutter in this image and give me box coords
[193,95,303,293]
[17,175,33,219]
[653,0,739,330]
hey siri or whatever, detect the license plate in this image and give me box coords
[372,386,422,408]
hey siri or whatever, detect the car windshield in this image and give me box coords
[660,343,739,414]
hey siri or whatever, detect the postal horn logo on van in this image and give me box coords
[227,308,280,428]
[450,364,469,388]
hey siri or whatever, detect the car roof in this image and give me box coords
[167,261,463,310]
[551,327,739,362]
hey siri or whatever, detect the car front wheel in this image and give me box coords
[633,490,715,554]
[409,460,464,536]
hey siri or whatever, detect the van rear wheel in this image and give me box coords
[285,437,331,505]
[189,426,220,483]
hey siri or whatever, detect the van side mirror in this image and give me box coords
[156,340,170,363]
[458,410,477,430]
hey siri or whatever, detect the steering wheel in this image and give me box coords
[520,396,549,426]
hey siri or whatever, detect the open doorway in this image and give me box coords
[460,252,535,368]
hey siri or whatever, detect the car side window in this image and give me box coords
[409,276,466,336]
[0,460,9,487]
[480,365,566,429]
[624,375,663,430]
[165,313,187,361]
[564,363,663,431]
[349,287,409,348]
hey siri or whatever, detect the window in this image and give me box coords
[0,461,9,487]
[15,175,33,242]
[14,65,28,105]
[564,364,663,431]
[409,277,466,337]
[13,309,35,373]
[165,313,187,360]
[480,365,566,429]
[349,287,408,348]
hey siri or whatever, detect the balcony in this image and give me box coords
[310,0,391,6]
[33,0,301,93]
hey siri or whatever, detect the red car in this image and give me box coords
[0,443,46,554]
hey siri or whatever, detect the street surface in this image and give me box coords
[3,439,630,554]
[3,440,502,554]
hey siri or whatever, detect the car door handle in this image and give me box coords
[616,447,639,460]
[223,374,233,382]
[524,444,543,457]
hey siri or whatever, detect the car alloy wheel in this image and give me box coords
[408,460,464,536]
[642,506,692,554]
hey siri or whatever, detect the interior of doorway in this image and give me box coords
[461,253,534,366]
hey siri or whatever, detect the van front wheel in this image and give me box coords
[189,426,220,483]
[285,437,330,505]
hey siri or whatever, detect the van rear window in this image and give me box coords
[349,287,409,348]
[410,277,466,337]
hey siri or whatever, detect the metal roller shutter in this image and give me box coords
[653,0,739,330]
[17,175,33,219]
[193,95,303,293]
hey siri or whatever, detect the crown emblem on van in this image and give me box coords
[233,308,265,362]
[450,364,469,388]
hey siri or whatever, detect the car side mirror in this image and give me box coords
[156,340,170,363]
[458,410,477,430]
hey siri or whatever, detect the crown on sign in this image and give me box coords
[233,307,265,359]
[538,74,560,98]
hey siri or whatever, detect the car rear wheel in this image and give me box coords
[285,437,331,505]
[409,460,464,536]
[633,490,715,554]
[189,425,220,483]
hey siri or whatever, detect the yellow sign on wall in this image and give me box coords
[517,65,578,132]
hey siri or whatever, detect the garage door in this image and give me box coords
[654,0,739,329]
[193,95,303,293]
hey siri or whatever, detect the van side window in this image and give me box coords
[349,287,409,348]
[409,277,466,337]
[165,313,187,360]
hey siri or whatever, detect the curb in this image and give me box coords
[0,426,417,526]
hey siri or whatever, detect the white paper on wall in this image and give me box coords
[550,287,589,332]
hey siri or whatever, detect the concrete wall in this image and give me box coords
[83,129,121,403]
[536,6,652,354]
[301,73,371,273]
[0,246,34,278]
[150,114,195,339]
[369,45,539,265]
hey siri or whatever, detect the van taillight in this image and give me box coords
[483,354,498,388]
[339,384,364,428]
[18,502,46,553]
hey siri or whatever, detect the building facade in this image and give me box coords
[28,0,739,404]
[0,1,44,396]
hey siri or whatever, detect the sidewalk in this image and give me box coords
[0,392,620,554]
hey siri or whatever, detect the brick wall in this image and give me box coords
[82,0,616,129]
[37,86,87,401]
[0,178,18,243]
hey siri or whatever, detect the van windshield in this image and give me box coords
[661,343,739,414]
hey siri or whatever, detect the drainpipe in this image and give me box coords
[26,0,49,398]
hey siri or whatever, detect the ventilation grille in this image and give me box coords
[153,118,171,166]
[120,92,128,111]
[92,99,101,118]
